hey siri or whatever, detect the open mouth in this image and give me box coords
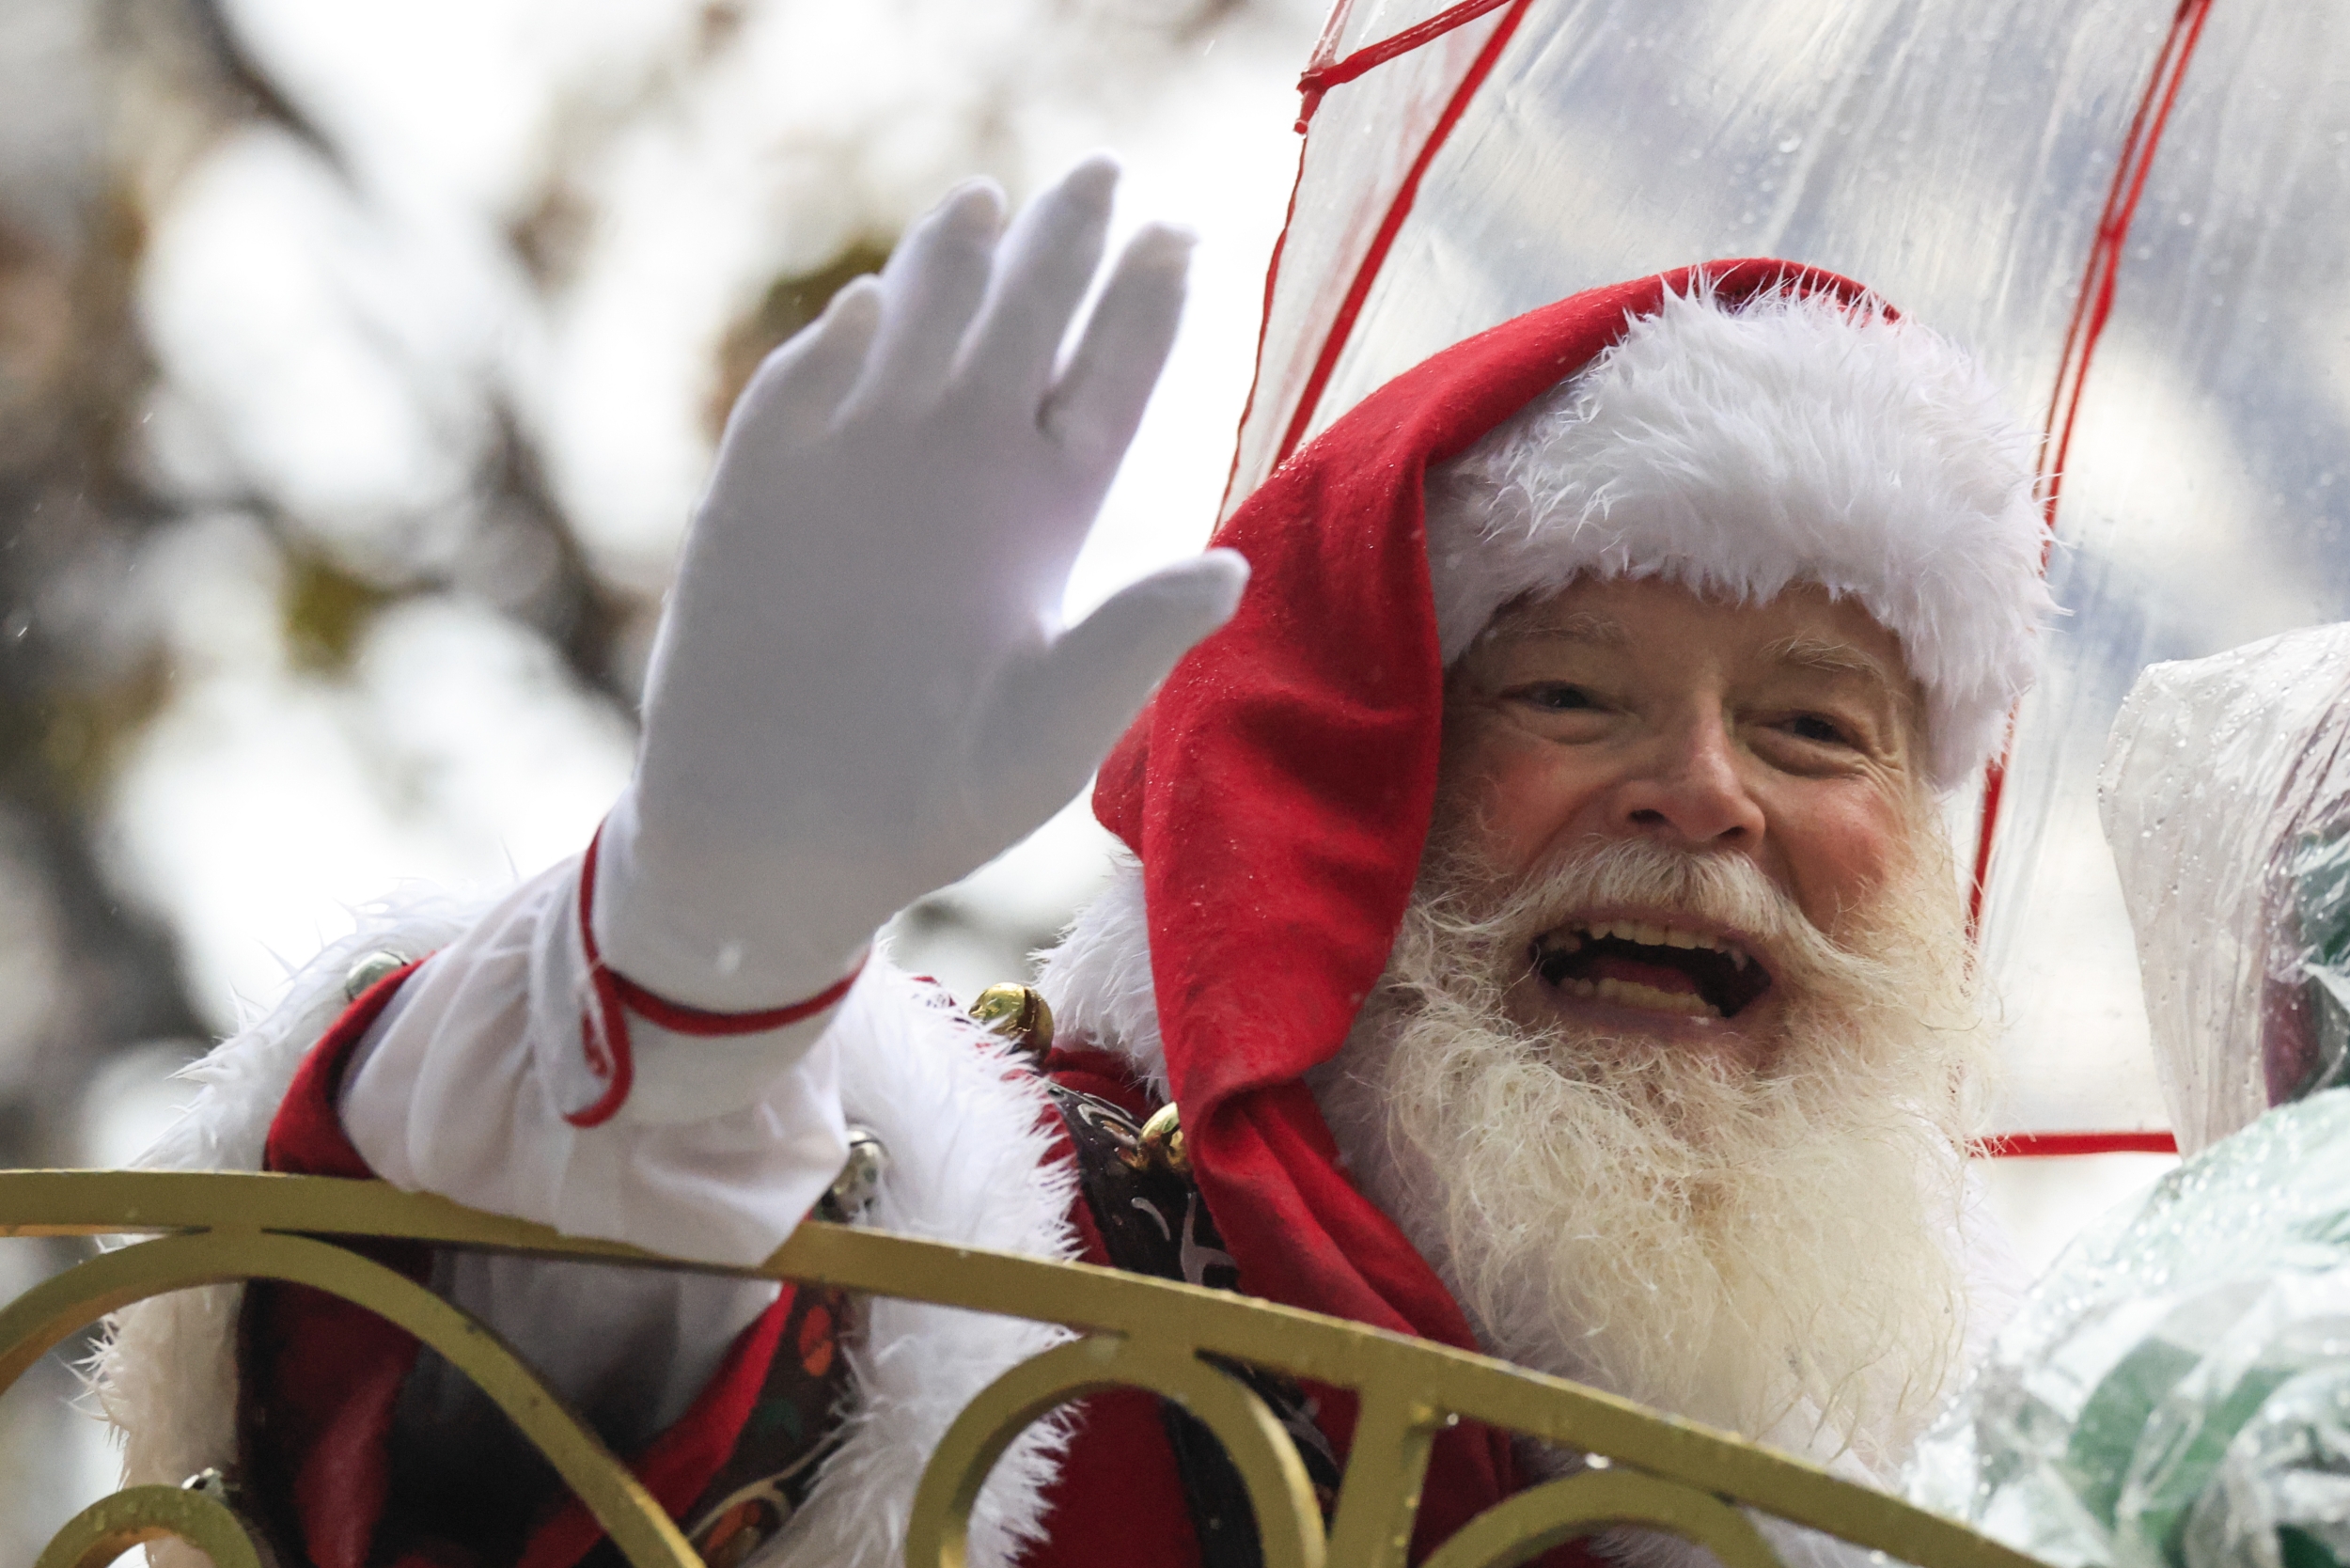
[1530,919,1773,1020]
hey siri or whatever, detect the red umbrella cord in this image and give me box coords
[1222,0,1539,512]
[1967,0,2219,938]
[1972,1130,2180,1159]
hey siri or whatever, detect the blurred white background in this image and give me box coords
[0,0,1324,1544]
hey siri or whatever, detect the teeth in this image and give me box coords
[1591,977,1717,1017]
[1546,969,1725,1017]
[1573,920,1729,956]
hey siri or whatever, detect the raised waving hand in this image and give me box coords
[595,157,1247,1012]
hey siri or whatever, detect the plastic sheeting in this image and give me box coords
[1986,2,2350,1137]
[2100,625,2350,1159]
[1904,1088,2350,1568]
[1230,0,2350,1137]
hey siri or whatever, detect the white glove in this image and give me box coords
[597,156,1248,1012]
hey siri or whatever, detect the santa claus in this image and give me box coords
[97,157,2046,1568]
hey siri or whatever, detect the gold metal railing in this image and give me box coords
[0,1168,2042,1568]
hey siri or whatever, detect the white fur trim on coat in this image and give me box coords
[87,896,1080,1568]
[1424,283,2053,790]
[86,891,483,1568]
[1032,852,1167,1097]
[763,961,1079,1568]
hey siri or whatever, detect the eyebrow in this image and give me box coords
[1765,635,1902,689]
[1497,611,1632,648]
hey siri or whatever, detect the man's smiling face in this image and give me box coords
[1436,572,1934,1069]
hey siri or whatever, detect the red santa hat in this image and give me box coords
[1086,259,2047,1534]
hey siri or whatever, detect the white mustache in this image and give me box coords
[1419,837,1899,1009]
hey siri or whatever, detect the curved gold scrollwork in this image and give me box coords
[34,1484,264,1568]
[1421,1469,1780,1568]
[0,1170,2042,1568]
[0,1228,699,1568]
[908,1334,1326,1568]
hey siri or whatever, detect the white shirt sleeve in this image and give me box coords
[336,853,879,1452]
[340,854,860,1269]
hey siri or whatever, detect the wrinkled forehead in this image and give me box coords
[1467,575,1923,707]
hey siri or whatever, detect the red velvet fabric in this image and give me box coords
[250,969,797,1568]
[1092,261,1881,1540]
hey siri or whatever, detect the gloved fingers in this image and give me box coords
[728,276,882,446]
[959,154,1118,405]
[852,180,1006,416]
[1041,221,1193,466]
[964,550,1249,815]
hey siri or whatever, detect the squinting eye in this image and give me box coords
[1519,683,1595,713]
[1787,713,1850,745]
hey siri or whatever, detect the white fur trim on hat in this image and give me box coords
[1423,283,2053,790]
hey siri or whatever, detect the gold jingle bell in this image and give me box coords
[1136,1103,1188,1177]
[968,982,1054,1060]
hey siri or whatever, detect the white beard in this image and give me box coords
[1310,835,1992,1480]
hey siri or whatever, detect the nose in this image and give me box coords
[1610,709,1766,848]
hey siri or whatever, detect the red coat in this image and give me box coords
[243,970,1275,1568]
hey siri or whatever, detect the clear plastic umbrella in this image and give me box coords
[1227,0,2350,1146]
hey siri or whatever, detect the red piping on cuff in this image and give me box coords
[566,823,866,1129]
